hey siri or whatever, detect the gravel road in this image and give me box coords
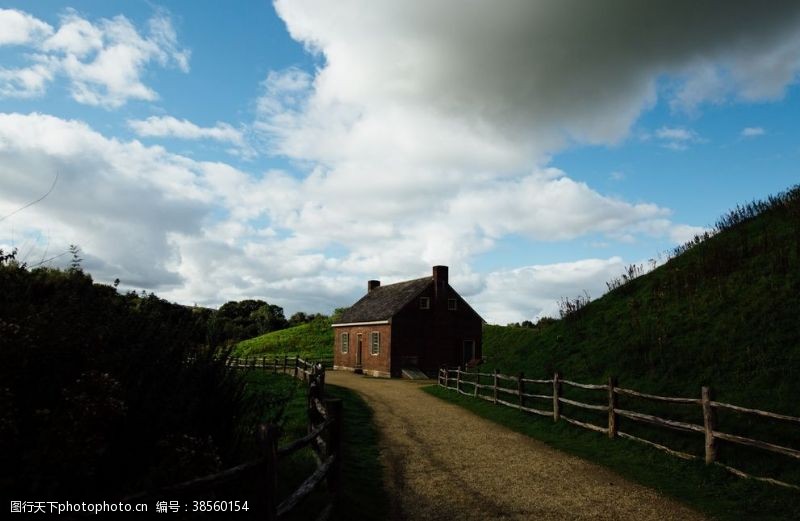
[326,370,705,521]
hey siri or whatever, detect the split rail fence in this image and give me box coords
[438,366,800,491]
[127,357,342,520]
[228,355,334,374]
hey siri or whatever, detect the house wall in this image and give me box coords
[332,324,392,378]
[390,281,482,374]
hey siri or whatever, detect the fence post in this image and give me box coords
[283,355,288,375]
[324,398,343,501]
[274,356,278,374]
[294,355,299,379]
[256,424,278,521]
[456,366,462,393]
[444,367,449,389]
[607,376,618,439]
[318,364,326,397]
[518,372,525,409]
[553,372,561,422]
[493,369,498,404]
[307,376,320,432]
[702,386,717,464]
[474,372,479,397]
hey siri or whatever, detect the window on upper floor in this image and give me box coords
[448,298,457,310]
[419,297,430,309]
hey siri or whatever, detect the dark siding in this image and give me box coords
[391,281,482,374]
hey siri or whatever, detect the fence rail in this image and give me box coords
[438,366,800,491]
[227,354,334,373]
[127,356,342,520]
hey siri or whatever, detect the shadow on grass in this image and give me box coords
[241,373,388,521]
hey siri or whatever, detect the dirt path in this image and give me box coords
[326,371,705,521]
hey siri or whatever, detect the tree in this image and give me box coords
[251,304,288,334]
[289,311,308,326]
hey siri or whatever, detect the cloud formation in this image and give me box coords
[6,2,800,323]
[654,126,704,150]
[274,0,800,154]
[0,8,53,45]
[741,126,765,137]
[0,8,189,107]
[127,115,253,157]
[472,258,628,324]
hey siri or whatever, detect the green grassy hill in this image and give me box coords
[484,185,800,407]
[480,185,800,484]
[234,317,334,360]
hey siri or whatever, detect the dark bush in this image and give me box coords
[0,257,250,500]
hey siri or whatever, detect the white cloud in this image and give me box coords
[654,126,703,150]
[741,126,765,137]
[668,224,710,244]
[0,8,53,45]
[128,116,251,156]
[655,127,695,141]
[0,112,210,288]
[7,1,800,323]
[0,61,55,98]
[252,1,800,285]
[471,258,628,324]
[0,8,189,107]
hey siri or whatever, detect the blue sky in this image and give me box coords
[1,1,799,323]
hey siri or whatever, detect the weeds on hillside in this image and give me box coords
[605,263,645,292]
[558,291,591,319]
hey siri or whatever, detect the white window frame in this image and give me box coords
[370,331,380,355]
[419,297,430,309]
[341,332,349,353]
[448,298,457,311]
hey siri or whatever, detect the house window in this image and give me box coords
[448,298,457,310]
[341,332,349,353]
[371,331,380,355]
[419,297,430,309]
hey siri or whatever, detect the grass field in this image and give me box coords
[424,385,800,521]
[235,318,334,360]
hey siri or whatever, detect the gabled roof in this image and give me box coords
[336,277,432,324]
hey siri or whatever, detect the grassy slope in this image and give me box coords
[484,191,800,409]
[475,188,800,488]
[235,318,334,359]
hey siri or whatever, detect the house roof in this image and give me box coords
[336,276,432,324]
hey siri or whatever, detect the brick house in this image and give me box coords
[332,266,483,377]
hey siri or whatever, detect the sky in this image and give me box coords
[1,1,799,324]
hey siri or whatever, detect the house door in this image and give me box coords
[462,340,475,364]
[356,334,363,368]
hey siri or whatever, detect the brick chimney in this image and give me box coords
[432,265,448,283]
[433,265,448,300]
[368,280,381,292]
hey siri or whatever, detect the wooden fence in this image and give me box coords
[228,354,334,374]
[438,366,800,491]
[126,357,342,520]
